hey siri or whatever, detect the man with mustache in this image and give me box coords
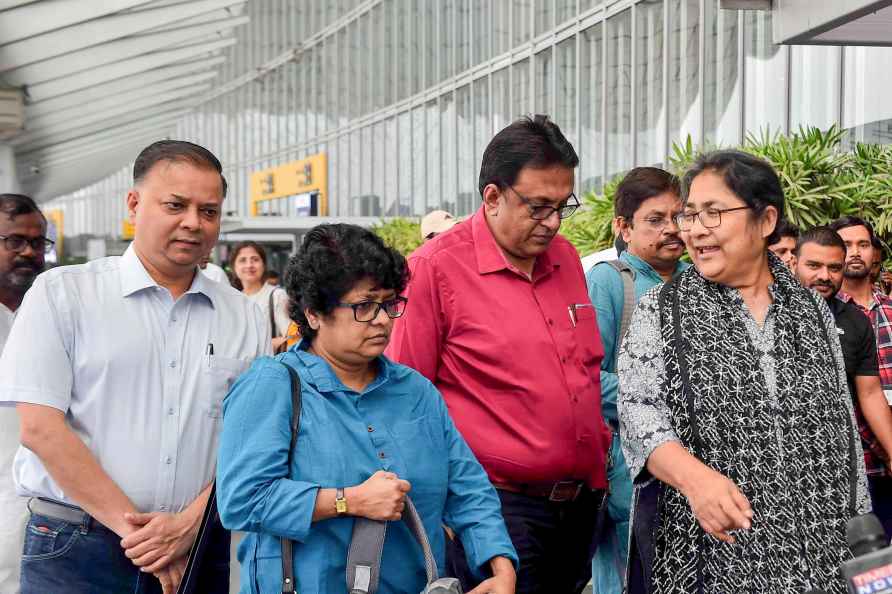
[0,194,49,594]
[830,216,892,537]
[585,167,689,594]
[387,115,610,594]
[0,141,269,594]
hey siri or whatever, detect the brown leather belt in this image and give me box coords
[492,480,589,503]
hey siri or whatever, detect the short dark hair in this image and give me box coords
[267,270,280,279]
[0,193,44,222]
[773,219,800,242]
[133,140,227,197]
[478,114,579,197]
[682,150,786,245]
[285,224,409,341]
[613,167,681,221]
[829,216,877,244]
[229,241,267,290]
[795,226,846,256]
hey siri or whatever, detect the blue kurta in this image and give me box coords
[217,341,517,594]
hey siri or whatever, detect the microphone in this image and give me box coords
[805,590,828,594]
[843,513,892,594]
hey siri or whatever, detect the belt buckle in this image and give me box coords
[549,481,582,503]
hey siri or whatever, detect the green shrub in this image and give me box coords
[371,217,423,256]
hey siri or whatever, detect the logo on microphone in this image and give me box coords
[852,563,892,593]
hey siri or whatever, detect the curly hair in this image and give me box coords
[285,224,409,341]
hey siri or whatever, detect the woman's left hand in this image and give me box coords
[467,556,516,594]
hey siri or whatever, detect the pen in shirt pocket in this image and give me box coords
[568,303,595,327]
[206,342,214,368]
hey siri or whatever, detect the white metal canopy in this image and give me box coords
[0,0,248,200]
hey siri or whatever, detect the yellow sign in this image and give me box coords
[122,219,135,240]
[249,153,328,216]
[44,209,64,259]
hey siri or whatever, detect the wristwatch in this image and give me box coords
[335,487,348,516]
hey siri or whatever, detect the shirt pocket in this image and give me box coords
[203,355,250,418]
[390,416,448,499]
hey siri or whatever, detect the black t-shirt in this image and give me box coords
[828,296,879,399]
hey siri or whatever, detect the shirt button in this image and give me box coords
[367,426,374,432]
[547,318,554,325]
[167,408,174,416]
[165,456,173,464]
[378,452,386,459]
[561,356,567,363]
[169,361,176,368]
[171,317,177,323]
[160,505,168,512]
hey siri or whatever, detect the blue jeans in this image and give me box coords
[20,509,230,594]
[591,436,632,594]
[869,475,892,541]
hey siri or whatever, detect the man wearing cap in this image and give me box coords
[421,210,458,242]
[388,115,610,594]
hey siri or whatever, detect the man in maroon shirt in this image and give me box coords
[387,115,610,594]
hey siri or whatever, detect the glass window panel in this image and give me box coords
[607,9,632,177]
[325,37,337,131]
[383,0,395,106]
[441,92,457,215]
[704,0,741,146]
[473,77,490,189]
[512,58,531,118]
[361,126,373,213]
[744,10,786,137]
[350,130,361,215]
[473,1,489,66]
[413,2,424,94]
[372,4,385,111]
[307,50,318,139]
[440,0,455,82]
[492,67,511,133]
[398,111,413,214]
[514,0,531,48]
[556,37,577,150]
[535,49,552,115]
[348,22,360,119]
[397,0,410,102]
[360,16,371,116]
[426,99,441,211]
[668,0,701,148]
[385,118,399,215]
[636,0,666,166]
[413,107,427,215]
[424,0,438,88]
[536,0,552,37]
[843,46,892,142]
[456,85,474,216]
[339,28,350,126]
[494,0,510,55]
[457,0,470,74]
[372,123,385,217]
[791,46,840,131]
[557,0,576,26]
[329,138,340,216]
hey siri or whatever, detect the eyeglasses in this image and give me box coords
[0,234,54,254]
[673,206,751,231]
[508,186,579,220]
[638,216,681,231]
[335,296,408,322]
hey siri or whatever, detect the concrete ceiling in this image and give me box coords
[773,0,892,46]
[0,0,249,200]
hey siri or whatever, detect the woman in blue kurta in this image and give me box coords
[217,223,517,594]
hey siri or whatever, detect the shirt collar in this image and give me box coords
[470,206,558,280]
[120,244,217,308]
[836,289,891,311]
[292,338,393,395]
[620,251,688,280]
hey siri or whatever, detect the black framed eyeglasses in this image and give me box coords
[0,234,55,254]
[508,186,579,220]
[673,206,751,231]
[335,296,408,322]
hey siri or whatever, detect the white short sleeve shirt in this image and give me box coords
[0,245,271,513]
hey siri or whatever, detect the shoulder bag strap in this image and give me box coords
[281,362,302,594]
[269,289,279,339]
[604,260,636,371]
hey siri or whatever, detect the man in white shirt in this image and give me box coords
[0,141,270,594]
[0,194,49,594]
[200,253,229,284]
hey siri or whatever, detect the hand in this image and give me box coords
[153,555,187,594]
[347,470,411,521]
[881,271,892,294]
[120,510,200,572]
[271,336,289,351]
[467,556,515,594]
[681,465,752,544]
